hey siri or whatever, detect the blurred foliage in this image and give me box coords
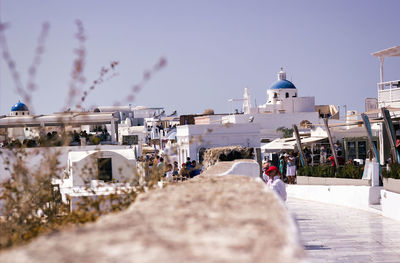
[0,18,168,251]
[382,163,400,179]
[276,127,294,138]
[0,147,168,249]
[297,164,364,179]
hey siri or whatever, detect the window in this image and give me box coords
[22,112,25,115]
[285,92,289,98]
[358,141,367,160]
[98,158,112,182]
[15,112,18,115]
[273,93,278,98]
[373,141,378,150]
[347,142,356,160]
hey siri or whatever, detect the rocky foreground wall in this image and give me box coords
[0,165,306,263]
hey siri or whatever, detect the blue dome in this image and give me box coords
[269,79,296,90]
[11,101,29,112]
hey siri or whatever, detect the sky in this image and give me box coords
[1,0,400,116]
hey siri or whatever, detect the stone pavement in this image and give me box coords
[287,198,400,263]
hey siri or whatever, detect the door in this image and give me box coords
[98,158,112,182]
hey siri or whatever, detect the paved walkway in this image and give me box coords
[287,198,400,263]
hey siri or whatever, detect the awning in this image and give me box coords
[261,136,327,153]
[372,46,400,58]
[261,138,297,152]
[299,136,327,144]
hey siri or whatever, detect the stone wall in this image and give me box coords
[0,167,305,263]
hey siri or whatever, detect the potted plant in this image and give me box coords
[297,164,369,186]
[382,164,400,194]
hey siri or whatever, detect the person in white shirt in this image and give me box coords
[286,152,296,184]
[165,163,174,182]
[265,166,287,202]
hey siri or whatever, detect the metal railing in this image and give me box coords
[378,80,400,107]
[378,80,400,90]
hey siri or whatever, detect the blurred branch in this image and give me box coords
[115,57,167,106]
[76,61,119,110]
[64,20,86,111]
[0,22,49,114]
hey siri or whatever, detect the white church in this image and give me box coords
[176,68,325,164]
[243,68,315,114]
[222,68,321,139]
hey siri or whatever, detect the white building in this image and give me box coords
[258,68,315,114]
[176,123,261,164]
[94,105,165,126]
[54,147,139,211]
[4,101,36,140]
[66,148,137,186]
[223,112,320,140]
[118,125,146,156]
[372,46,400,110]
[95,105,179,148]
[239,68,315,115]
[371,46,400,164]
[175,68,329,163]
[224,68,321,140]
[0,102,121,144]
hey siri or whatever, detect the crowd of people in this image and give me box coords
[262,148,348,202]
[263,151,300,185]
[138,155,202,182]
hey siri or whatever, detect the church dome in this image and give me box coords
[11,101,29,112]
[269,79,297,90]
[269,67,297,90]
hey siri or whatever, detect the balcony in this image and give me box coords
[378,80,400,108]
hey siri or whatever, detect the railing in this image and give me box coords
[378,80,400,90]
[378,80,400,107]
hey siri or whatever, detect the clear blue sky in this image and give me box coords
[1,0,400,115]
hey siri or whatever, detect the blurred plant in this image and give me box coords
[116,57,167,106]
[76,61,119,110]
[0,21,50,113]
[297,164,364,179]
[382,163,400,179]
[276,126,294,138]
[0,18,169,251]
[64,20,86,111]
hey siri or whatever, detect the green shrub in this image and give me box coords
[382,164,400,179]
[90,135,101,145]
[298,165,364,179]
